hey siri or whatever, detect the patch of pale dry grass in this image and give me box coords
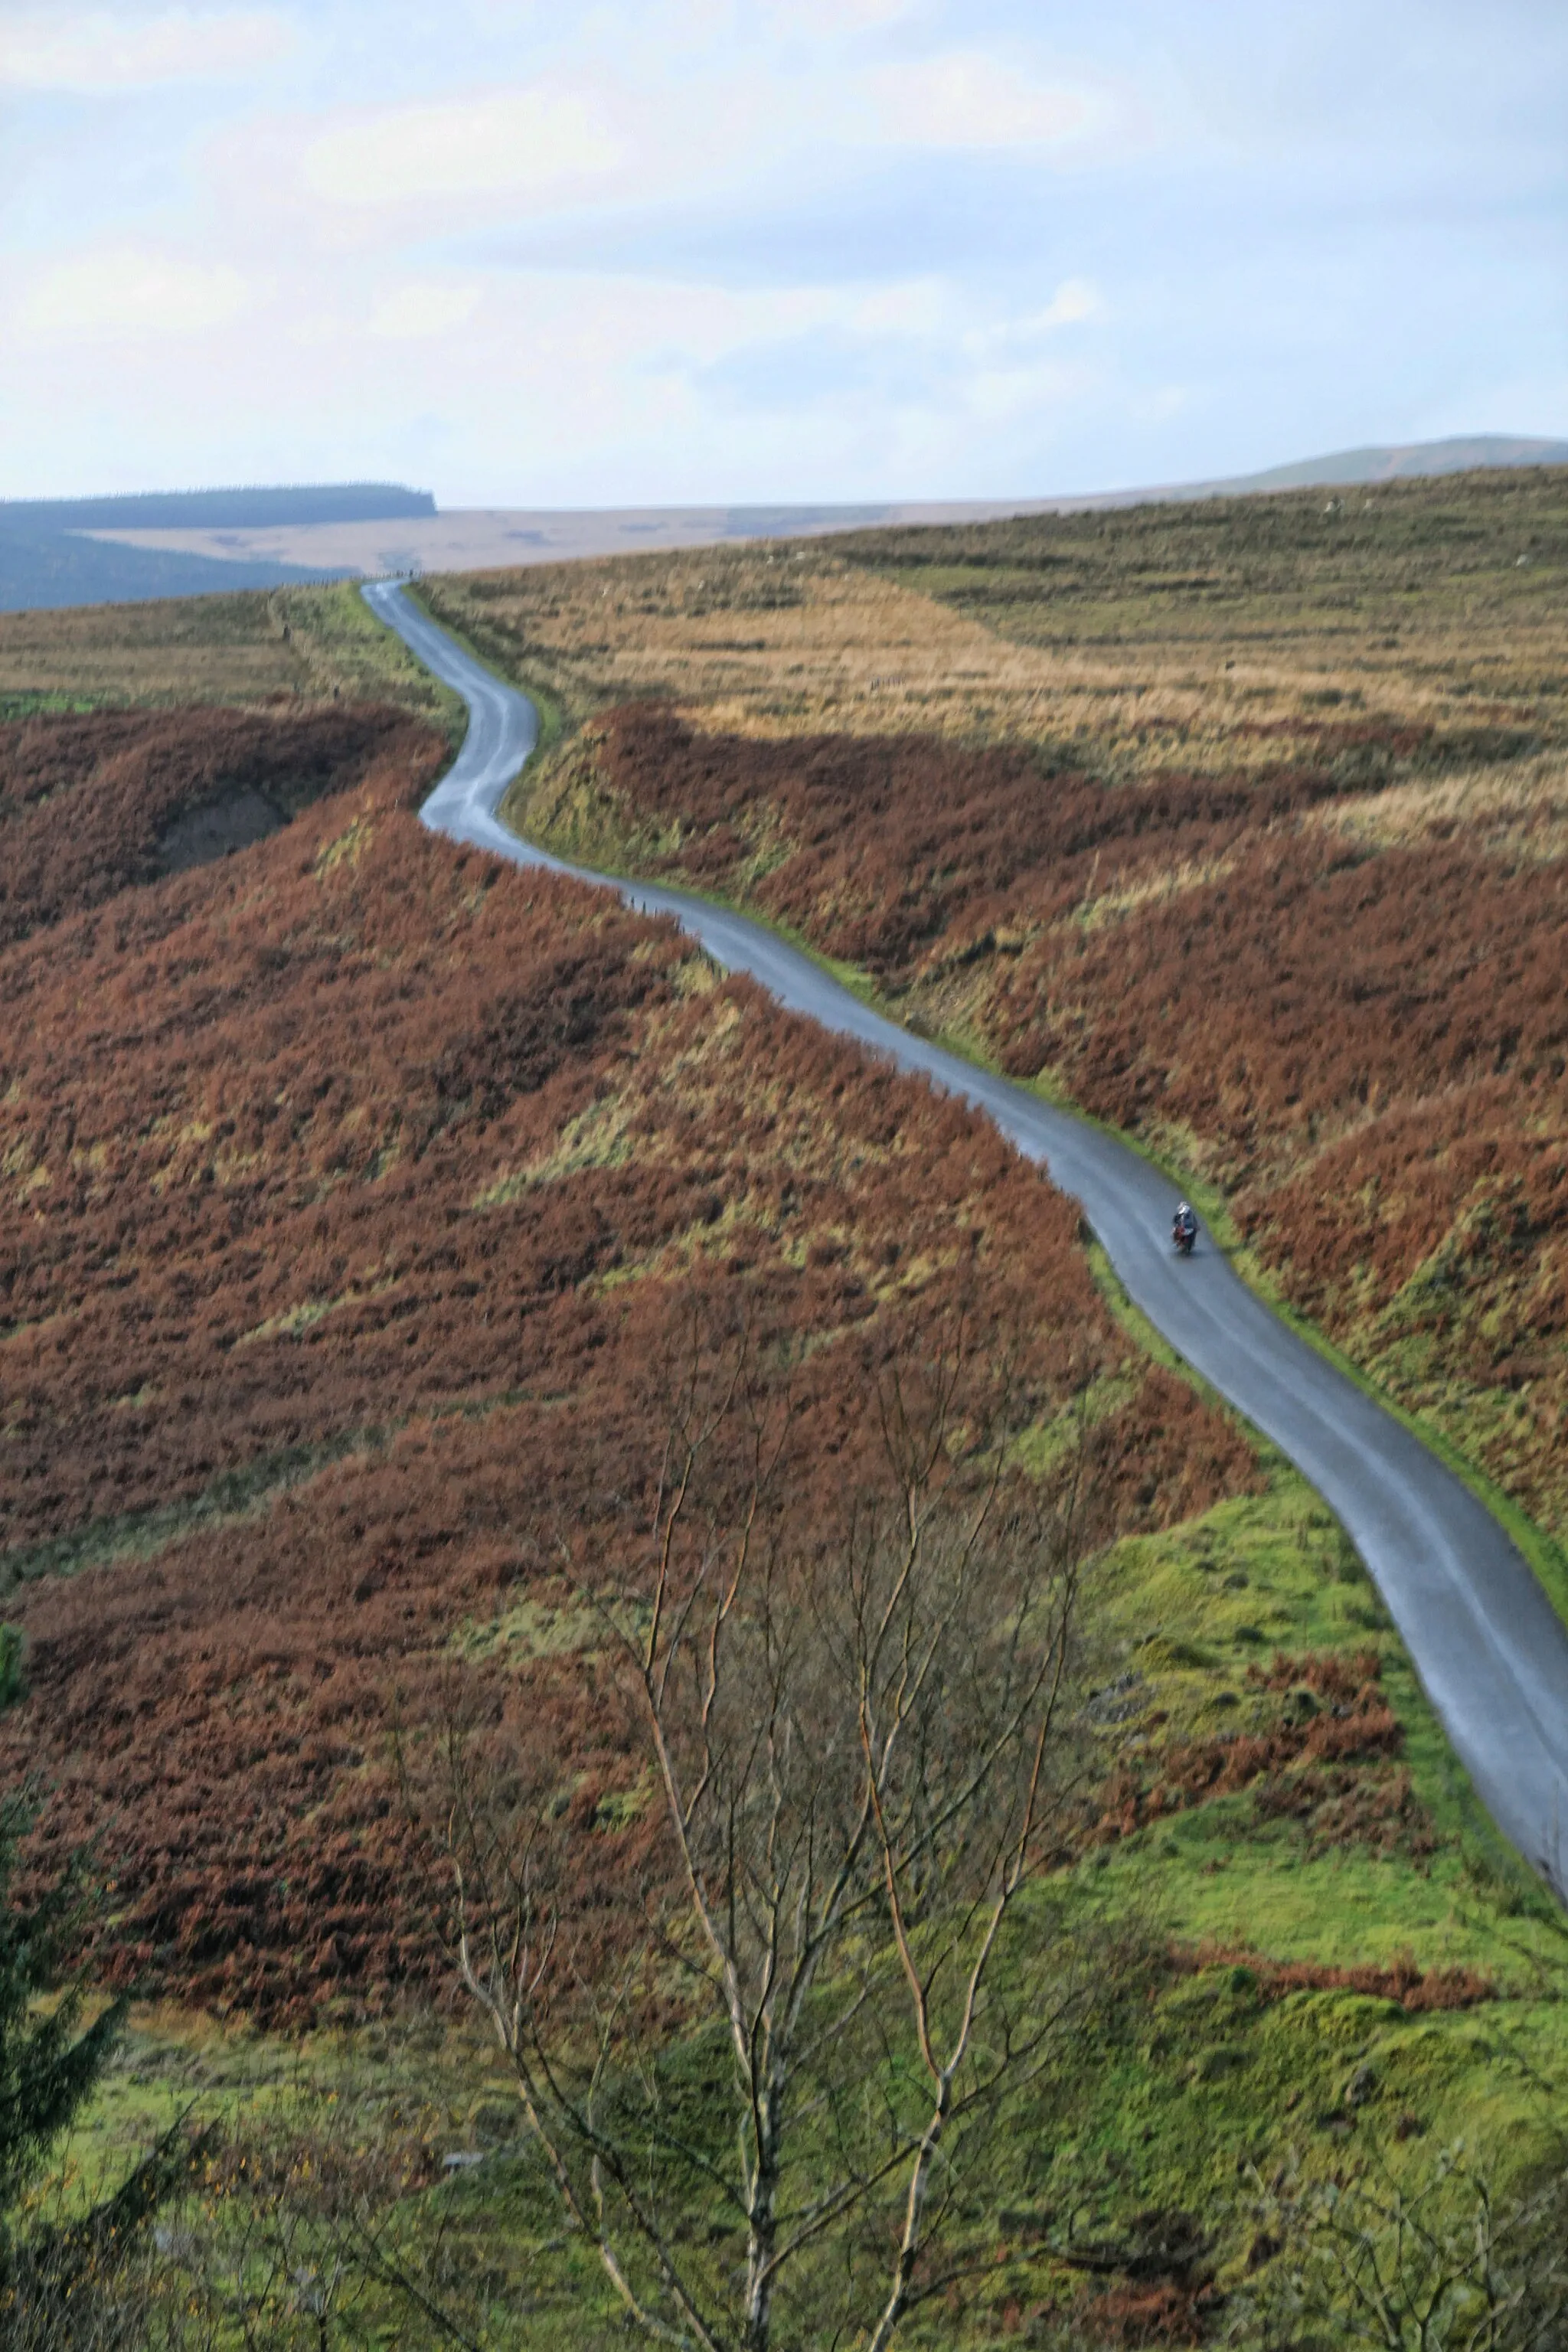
[424,528,1568,802]
[429,552,1071,745]
[1310,746,1568,865]
[1073,849,1246,929]
[0,584,449,722]
[0,591,304,707]
[430,550,1318,781]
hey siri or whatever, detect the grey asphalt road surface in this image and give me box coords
[366,579,1568,1888]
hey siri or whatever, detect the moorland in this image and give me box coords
[449,466,1568,1558]
[1,482,1566,2347]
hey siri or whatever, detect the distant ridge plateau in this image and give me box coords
[4,438,1564,612]
[0,483,433,614]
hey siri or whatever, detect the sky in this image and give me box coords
[0,0,1563,508]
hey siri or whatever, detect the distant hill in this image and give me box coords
[80,435,1568,589]
[1217,435,1568,494]
[0,484,433,613]
[5,443,1565,612]
[0,527,351,615]
[0,483,434,533]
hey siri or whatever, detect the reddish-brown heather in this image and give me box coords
[0,702,449,946]
[1171,1941,1494,2012]
[1079,2281,1218,2347]
[564,704,1568,1527]
[1084,1647,1421,1858]
[0,750,1257,2022]
[1245,1650,1385,1700]
[582,703,1387,979]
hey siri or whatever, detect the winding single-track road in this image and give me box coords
[366,579,1568,1887]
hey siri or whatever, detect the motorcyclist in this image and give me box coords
[1172,1200,1197,1253]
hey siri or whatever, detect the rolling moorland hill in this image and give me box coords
[1227,433,1568,491]
[445,462,1568,1573]
[65,433,1568,589]
[3,513,1568,2343]
[2,717,1249,2022]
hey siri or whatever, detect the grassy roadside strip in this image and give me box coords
[1097,1139,1568,1642]
[1079,1243,1553,1913]
[938,1015,1568,1646]
[276,582,469,740]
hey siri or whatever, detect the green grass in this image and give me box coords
[834,467,1568,671]
[1091,1485,1550,1924]
[47,1424,1566,2344]
[282,582,469,742]
[0,690,102,721]
[0,580,471,721]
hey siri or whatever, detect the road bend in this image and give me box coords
[365,579,1568,1888]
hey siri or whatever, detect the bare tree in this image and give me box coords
[434,1306,1109,2351]
[129,2076,493,2352]
[1233,2140,1568,2352]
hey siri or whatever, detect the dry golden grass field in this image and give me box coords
[425,464,1566,770]
[0,582,456,727]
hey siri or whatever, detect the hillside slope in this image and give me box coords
[0,691,1253,2023]
[64,436,1568,588]
[443,464,1568,1555]
[3,565,1567,2341]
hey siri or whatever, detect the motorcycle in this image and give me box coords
[1172,1212,1197,1258]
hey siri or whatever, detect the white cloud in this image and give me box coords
[17,247,250,340]
[964,280,1102,355]
[0,8,292,93]
[849,277,949,338]
[760,0,916,33]
[868,51,1094,150]
[1034,276,1100,328]
[371,281,483,340]
[963,356,1095,427]
[302,85,626,207]
[837,276,1100,360]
